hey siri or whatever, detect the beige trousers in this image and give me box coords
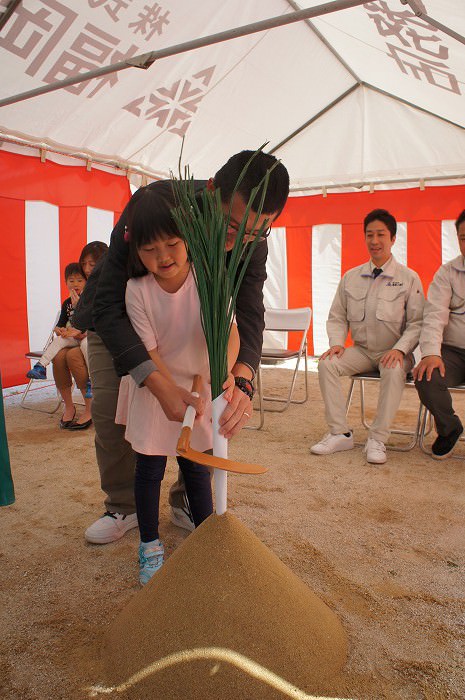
[318,345,413,443]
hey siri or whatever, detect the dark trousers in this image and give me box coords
[415,344,465,436]
[135,453,213,542]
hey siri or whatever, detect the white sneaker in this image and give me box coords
[364,438,387,464]
[311,432,354,455]
[85,511,138,544]
[170,500,194,532]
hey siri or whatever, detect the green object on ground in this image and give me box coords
[0,373,15,506]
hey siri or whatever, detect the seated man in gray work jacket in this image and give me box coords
[413,209,465,459]
[311,209,424,465]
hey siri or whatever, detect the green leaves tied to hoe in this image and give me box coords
[171,147,276,400]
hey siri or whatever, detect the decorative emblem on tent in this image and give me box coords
[364,1,460,94]
[123,66,215,136]
[128,2,170,40]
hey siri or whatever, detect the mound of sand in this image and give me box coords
[103,512,347,700]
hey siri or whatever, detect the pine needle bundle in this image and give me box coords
[171,150,274,400]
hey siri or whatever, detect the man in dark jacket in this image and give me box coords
[77,150,289,544]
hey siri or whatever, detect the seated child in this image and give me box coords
[26,263,88,381]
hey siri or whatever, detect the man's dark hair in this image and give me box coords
[455,209,465,232]
[214,150,290,217]
[79,241,108,273]
[126,181,182,278]
[64,262,83,280]
[364,209,397,239]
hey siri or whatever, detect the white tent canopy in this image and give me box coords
[1,0,465,190]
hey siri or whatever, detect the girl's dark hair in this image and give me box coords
[79,240,109,276]
[64,262,82,280]
[126,181,182,278]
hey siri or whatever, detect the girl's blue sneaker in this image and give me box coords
[139,540,164,585]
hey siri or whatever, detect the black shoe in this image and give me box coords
[60,409,76,429]
[68,418,93,431]
[431,426,463,460]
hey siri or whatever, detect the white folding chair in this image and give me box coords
[248,307,312,430]
[21,313,62,414]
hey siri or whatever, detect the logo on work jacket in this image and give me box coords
[386,281,403,286]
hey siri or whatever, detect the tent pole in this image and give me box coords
[401,0,465,47]
[0,0,22,33]
[269,84,360,154]
[0,0,368,108]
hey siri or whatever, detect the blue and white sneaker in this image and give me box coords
[85,380,93,399]
[139,539,164,585]
[26,363,46,380]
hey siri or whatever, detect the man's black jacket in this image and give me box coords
[73,180,267,380]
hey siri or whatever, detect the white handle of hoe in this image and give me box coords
[212,394,228,515]
[182,392,199,429]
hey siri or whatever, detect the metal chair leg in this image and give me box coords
[20,379,62,414]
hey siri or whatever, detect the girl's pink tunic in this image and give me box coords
[115,270,212,456]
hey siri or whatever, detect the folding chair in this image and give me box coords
[21,313,62,414]
[345,370,425,451]
[418,384,465,459]
[248,307,312,430]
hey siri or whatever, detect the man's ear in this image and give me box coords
[206,177,215,192]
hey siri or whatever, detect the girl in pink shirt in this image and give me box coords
[116,184,238,585]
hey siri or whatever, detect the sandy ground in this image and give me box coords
[1,367,465,700]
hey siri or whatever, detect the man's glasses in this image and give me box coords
[227,220,271,242]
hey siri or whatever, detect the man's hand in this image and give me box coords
[219,384,252,439]
[320,345,345,361]
[380,349,404,369]
[412,355,445,381]
[144,371,204,422]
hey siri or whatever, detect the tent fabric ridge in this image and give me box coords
[361,83,465,132]
[284,0,362,83]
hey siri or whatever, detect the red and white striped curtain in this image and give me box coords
[0,151,130,388]
[265,186,465,355]
[1,149,464,388]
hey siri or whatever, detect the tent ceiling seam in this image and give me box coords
[361,82,465,132]
[283,0,361,83]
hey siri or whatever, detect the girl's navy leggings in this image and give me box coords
[135,453,213,542]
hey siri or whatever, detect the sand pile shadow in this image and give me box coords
[103,512,348,699]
